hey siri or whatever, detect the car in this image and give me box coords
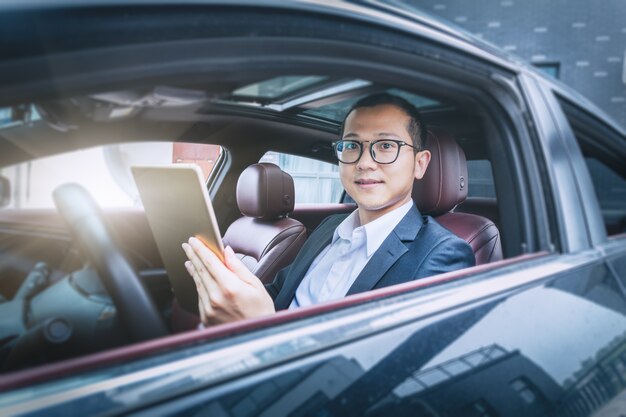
[0,1,624,416]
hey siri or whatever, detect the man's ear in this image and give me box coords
[414,150,431,180]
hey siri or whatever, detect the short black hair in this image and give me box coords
[340,93,428,149]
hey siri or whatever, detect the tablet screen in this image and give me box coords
[132,164,224,313]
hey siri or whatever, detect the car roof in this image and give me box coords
[0,0,521,70]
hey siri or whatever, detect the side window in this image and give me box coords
[260,152,342,203]
[467,160,496,199]
[584,158,626,236]
[0,142,221,209]
[258,155,497,203]
[555,96,626,237]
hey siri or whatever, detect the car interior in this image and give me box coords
[0,73,525,373]
[222,162,308,284]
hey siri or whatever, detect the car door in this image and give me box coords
[549,81,626,298]
[0,3,624,417]
[115,70,624,416]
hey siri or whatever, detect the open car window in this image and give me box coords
[0,65,529,385]
[1,6,623,415]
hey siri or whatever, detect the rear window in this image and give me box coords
[467,160,496,198]
[260,152,342,204]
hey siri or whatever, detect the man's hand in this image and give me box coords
[182,237,275,326]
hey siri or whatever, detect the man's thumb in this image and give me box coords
[224,246,261,285]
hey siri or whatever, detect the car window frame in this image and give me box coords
[554,93,626,239]
[0,5,585,404]
[518,72,608,253]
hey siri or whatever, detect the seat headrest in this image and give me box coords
[413,130,468,216]
[237,163,295,220]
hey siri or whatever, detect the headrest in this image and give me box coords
[413,130,468,216]
[237,163,295,220]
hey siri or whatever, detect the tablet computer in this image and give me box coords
[131,164,224,313]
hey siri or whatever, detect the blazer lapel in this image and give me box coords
[346,205,423,295]
[273,214,345,309]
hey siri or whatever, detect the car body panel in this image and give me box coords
[1,251,621,416]
[0,0,522,73]
[518,74,596,253]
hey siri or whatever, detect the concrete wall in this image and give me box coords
[407,0,626,129]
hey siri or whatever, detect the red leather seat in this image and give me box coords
[172,163,307,331]
[412,130,503,265]
[222,163,307,283]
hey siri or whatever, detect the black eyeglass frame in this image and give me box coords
[332,139,421,164]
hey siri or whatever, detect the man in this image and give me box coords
[182,93,475,326]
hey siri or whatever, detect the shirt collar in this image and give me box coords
[333,199,414,257]
[334,209,361,242]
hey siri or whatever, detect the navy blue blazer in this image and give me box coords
[266,204,475,310]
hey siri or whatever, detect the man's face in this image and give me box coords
[340,104,430,224]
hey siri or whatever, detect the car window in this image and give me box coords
[554,96,626,236]
[259,152,343,203]
[584,158,626,236]
[0,104,41,129]
[466,160,496,199]
[257,154,494,203]
[0,107,11,125]
[221,77,440,122]
[0,142,221,209]
[232,76,329,99]
[301,87,439,122]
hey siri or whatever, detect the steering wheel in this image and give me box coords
[53,183,167,342]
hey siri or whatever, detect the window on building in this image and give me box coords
[511,378,537,404]
[455,399,499,417]
[533,63,560,79]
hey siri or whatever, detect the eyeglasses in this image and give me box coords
[333,139,419,164]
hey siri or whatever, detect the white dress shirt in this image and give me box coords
[289,199,413,309]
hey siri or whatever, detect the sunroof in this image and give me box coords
[232,76,328,99]
[226,76,441,123]
[302,88,440,122]
[0,105,41,130]
[301,96,361,122]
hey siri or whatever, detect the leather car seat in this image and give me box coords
[412,130,503,265]
[222,163,307,283]
[171,163,307,331]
